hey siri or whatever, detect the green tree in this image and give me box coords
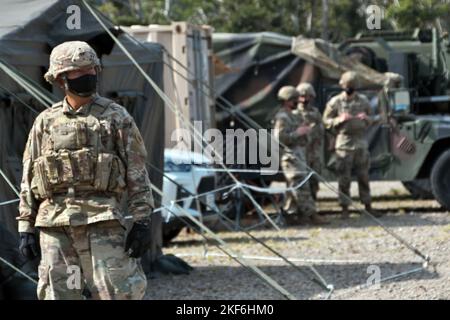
[386,0,450,30]
[95,0,382,41]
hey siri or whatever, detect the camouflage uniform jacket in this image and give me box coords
[17,95,155,233]
[274,108,308,160]
[323,92,372,151]
[294,103,324,161]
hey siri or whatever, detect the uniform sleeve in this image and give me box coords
[17,120,42,233]
[274,115,306,147]
[118,116,155,223]
[322,99,341,131]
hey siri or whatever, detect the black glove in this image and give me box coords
[19,232,39,260]
[125,219,152,258]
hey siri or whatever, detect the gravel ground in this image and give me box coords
[145,182,450,300]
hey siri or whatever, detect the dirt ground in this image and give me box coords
[145,182,450,300]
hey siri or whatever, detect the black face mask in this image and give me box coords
[344,87,355,95]
[66,74,97,97]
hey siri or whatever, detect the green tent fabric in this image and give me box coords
[0,0,165,298]
[213,32,300,129]
[213,32,388,130]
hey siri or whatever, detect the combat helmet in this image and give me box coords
[44,41,101,83]
[277,86,299,101]
[339,71,358,88]
[296,83,316,98]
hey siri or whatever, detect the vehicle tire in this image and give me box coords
[162,226,183,246]
[402,179,434,199]
[430,149,450,209]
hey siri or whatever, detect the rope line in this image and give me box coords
[0,168,20,197]
[0,256,38,285]
[176,252,368,265]
[0,84,40,115]
[0,198,20,207]
[151,184,297,300]
[147,162,334,296]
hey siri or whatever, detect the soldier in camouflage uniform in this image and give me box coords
[17,41,155,299]
[294,83,324,200]
[323,71,381,218]
[378,72,404,115]
[274,86,327,225]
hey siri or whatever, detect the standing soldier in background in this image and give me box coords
[323,71,381,219]
[379,72,404,115]
[17,41,155,299]
[274,86,327,225]
[295,83,325,200]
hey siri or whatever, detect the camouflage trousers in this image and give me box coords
[306,154,321,200]
[335,148,372,207]
[281,153,316,217]
[37,220,147,300]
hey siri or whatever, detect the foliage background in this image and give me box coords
[95,0,450,40]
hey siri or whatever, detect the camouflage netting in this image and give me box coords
[213,33,389,130]
[213,32,297,129]
[291,36,389,88]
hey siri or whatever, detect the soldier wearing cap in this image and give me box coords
[294,83,324,200]
[323,71,381,218]
[17,41,154,299]
[274,86,327,225]
[375,72,405,121]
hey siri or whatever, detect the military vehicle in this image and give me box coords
[336,28,450,209]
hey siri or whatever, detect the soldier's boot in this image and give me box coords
[309,212,329,225]
[365,204,383,218]
[341,206,350,219]
[296,214,311,225]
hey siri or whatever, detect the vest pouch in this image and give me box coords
[108,156,126,193]
[58,151,74,184]
[71,148,94,183]
[43,154,59,185]
[52,122,88,151]
[31,157,52,199]
[99,119,114,150]
[94,153,113,191]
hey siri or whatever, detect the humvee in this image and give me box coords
[324,28,450,209]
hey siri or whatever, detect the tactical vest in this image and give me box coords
[31,97,126,200]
